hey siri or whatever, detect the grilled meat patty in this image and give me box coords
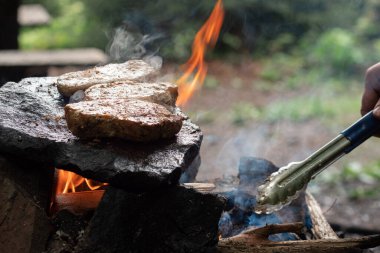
[57,60,157,97]
[64,99,183,142]
[85,81,178,107]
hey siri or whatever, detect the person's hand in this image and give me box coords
[361,62,380,118]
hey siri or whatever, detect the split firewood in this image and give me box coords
[51,190,105,214]
[182,183,216,193]
[217,222,380,253]
[305,191,338,239]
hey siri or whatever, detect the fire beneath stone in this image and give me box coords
[51,169,108,214]
[55,169,107,194]
[176,0,224,106]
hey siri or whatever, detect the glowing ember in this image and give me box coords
[55,169,107,194]
[176,0,225,106]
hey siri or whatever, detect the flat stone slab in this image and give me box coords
[0,77,202,191]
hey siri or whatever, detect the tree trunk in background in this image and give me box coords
[0,0,20,49]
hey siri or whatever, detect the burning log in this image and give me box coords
[51,190,105,215]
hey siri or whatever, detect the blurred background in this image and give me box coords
[2,0,380,235]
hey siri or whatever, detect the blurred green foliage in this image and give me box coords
[21,0,108,49]
[204,75,220,89]
[188,110,216,125]
[356,0,380,40]
[307,29,364,75]
[229,102,261,126]
[263,91,361,122]
[317,161,380,199]
[20,0,91,49]
[20,0,375,62]
[259,53,303,83]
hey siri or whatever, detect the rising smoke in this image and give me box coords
[107,15,165,69]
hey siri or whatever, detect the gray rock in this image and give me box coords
[0,77,202,191]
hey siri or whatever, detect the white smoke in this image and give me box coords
[107,26,164,69]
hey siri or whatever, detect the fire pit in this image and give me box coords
[1,82,379,253]
[1,1,380,252]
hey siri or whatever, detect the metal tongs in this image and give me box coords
[255,111,380,214]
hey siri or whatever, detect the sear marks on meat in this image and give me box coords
[84,81,178,107]
[64,99,183,142]
[57,60,158,97]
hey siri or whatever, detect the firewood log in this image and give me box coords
[51,190,105,214]
[217,222,380,253]
[305,191,338,239]
[183,182,216,192]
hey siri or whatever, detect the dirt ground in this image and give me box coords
[162,60,380,240]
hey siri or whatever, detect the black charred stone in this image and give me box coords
[0,77,202,192]
[77,186,226,253]
[218,157,307,240]
[238,156,279,192]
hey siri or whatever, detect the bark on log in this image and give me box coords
[218,235,380,253]
[217,222,380,253]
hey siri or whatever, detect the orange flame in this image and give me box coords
[176,0,225,106]
[55,169,107,194]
